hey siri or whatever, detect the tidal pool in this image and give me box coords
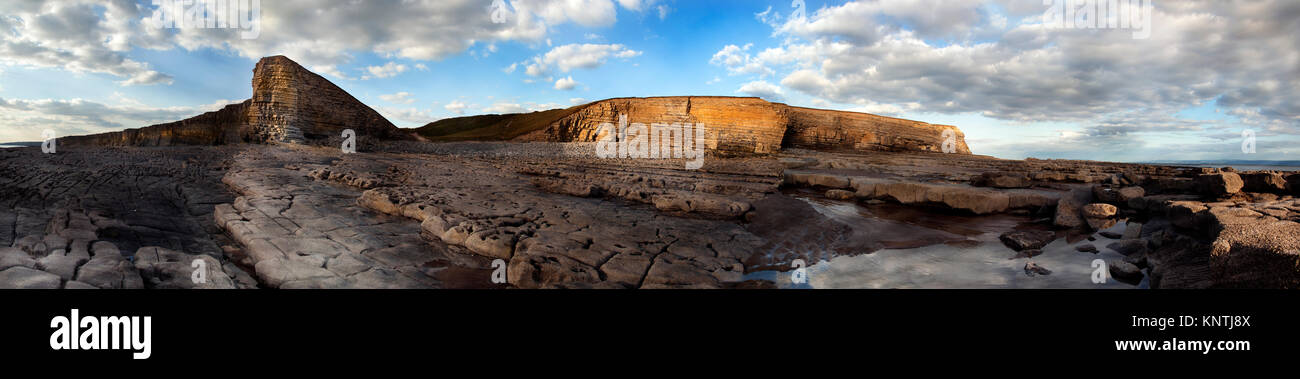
[745,193,1146,289]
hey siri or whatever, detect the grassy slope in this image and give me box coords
[414,105,586,141]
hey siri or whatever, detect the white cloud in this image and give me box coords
[521,43,642,77]
[554,76,579,90]
[570,98,588,105]
[1,0,625,84]
[730,0,1300,145]
[0,1,173,86]
[377,106,439,127]
[444,100,468,115]
[483,102,528,114]
[379,92,416,104]
[737,80,784,102]
[362,62,409,80]
[709,43,777,77]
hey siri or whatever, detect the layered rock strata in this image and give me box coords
[62,56,405,147]
[515,97,970,155]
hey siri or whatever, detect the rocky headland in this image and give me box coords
[3,56,1296,289]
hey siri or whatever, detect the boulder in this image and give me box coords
[1053,187,1093,228]
[1075,244,1098,253]
[1108,260,1144,284]
[1240,172,1287,193]
[1106,239,1148,256]
[1024,262,1052,276]
[1081,203,1118,219]
[1194,172,1243,198]
[999,230,1057,251]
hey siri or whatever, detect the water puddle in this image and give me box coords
[745,191,1146,289]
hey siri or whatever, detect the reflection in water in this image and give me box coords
[746,193,1145,289]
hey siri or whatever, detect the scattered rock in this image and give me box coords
[999,230,1057,251]
[1195,172,1243,198]
[0,267,63,289]
[1122,222,1143,239]
[1108,260,1143,284]
[824,189,855,200]
[1241,172,1287,193]
[1082,203,1118,219]
[1054,187,1093,228]
[1075,244,1098,253]
[1024,262,1052,276]
[1106,239,1148,256]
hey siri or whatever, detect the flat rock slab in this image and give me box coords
[0,266,63,289]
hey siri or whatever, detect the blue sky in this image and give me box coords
[2,0,1297,162]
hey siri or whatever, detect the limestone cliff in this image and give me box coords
[247,56,403,143]
[63,100,252,147]
[464,96,970,155]
[62,56,405,147]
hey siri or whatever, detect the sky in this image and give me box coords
[1,0,1297,162]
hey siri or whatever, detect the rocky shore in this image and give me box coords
[3,141,1297,289]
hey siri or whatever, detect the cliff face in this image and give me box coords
[517,97,789,154]
[514,97,971,155]
[62,56,404,147]
[63,100,252,147]
[247,56,401,143]
[783,105,971,154]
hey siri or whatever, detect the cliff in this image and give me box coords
[62,56,405,147]
[247,56,403,143]
[63,100,252,147]
[421,97,971,155]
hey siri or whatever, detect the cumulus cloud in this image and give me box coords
[521,43,642,77]
[721,0,1300,150]
[362,62,409,80]
[481,102,526,114]
[379,92,416,104]
[2,0,624,83]
[0,1,173,86]
[554,76,579,90]
[444,100,468,115]
[377,106,438,127]
[736,80,784,102]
